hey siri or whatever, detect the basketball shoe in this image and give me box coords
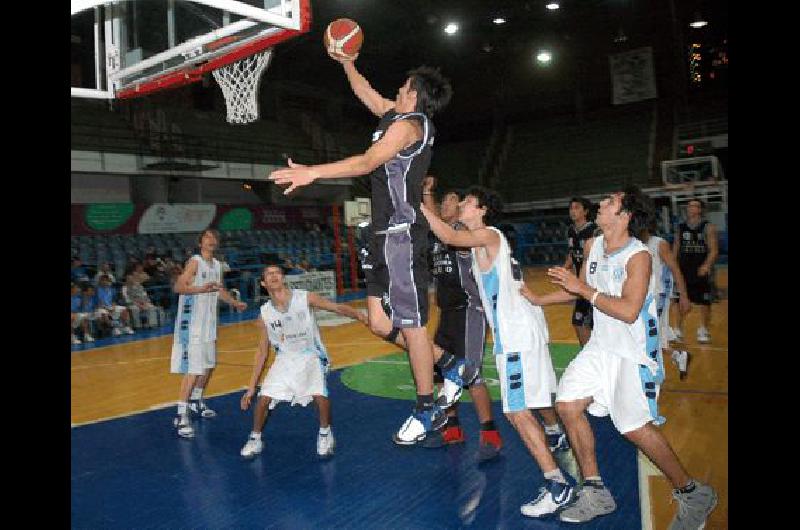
[393,405,447,445]
[173,414,194,439]
[559,479,617,523]
[520,479,575,517]
[189,400,217,418]
[317,429,335,458]
[240,433,263,457]
[477,429,502,462]
[671,350,690,380]
[668,481,718,530]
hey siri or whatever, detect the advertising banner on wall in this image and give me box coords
[609,46,657,105]
[72,204,331,235]
[138,204,218,234]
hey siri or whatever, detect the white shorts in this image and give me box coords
[495,340,557,413]
[170,341,216,375]
[259,354,328,410]
[72,313,89,327]
[556,346,665,434]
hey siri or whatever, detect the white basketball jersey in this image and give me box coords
[260,290,328,360]
[585,235,659,370]
[173,255,221,345]
[646,235,674,297]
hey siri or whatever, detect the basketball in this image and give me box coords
[324,18,363,60]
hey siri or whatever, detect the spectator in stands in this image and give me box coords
[81,285,99,340]
[299,258,314,272]
[93,262,116,285]
[123,274,162,329]
[95,275,135,336]
[283,258,305,275]
[71,283,93,344]
[130,262,151,286]
[72,258,90,283]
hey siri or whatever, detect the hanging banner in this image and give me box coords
[609,46,657,105]
[138,204,218,234]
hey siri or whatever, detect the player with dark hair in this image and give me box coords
[171,229,247,438]
[422,187,575,518]
[239,265,369,459]
[419,177,503,459]
[269,53,459,444]
[672,198,718,344]
[563,197,598,346]
[522,186,717,526]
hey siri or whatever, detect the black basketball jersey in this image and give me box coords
[677,221,709,268]
[567,221,597,275]
[431,222,481,311]
[368,110,435,233]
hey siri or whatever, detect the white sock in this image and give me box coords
[191,388,204,401]
[544,469,566,484]
[177,402,188,415]
[319,426,331,435]
[250,431,261,440]
[544,423,563,435]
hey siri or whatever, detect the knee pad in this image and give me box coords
[383,327,400,344]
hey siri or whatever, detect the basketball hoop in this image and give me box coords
[212,48,273,124]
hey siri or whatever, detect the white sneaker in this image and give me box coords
[435,378,463,409]
[112,328,122,337]
[240,435,263,457]
[173,415,194,438]
[189,400,217,418]
[392,407,446,446]
[697,327,711,344]
[672,328,684,343]
[84,334,95,343]
[124,326,135,335]
[520,479,575,517]
[317,429,336,457]
[671,350,690,380]
[72,335,82,345]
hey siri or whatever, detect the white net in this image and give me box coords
[212,48,274,124]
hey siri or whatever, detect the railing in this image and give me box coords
[72,121,324,166]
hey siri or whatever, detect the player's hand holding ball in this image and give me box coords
[324,18,363,62]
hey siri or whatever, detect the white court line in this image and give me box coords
[71,356,169,370]
[71,387,249,428]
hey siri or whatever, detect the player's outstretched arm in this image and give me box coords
[422,176,440,217]
[268,120,419,195]
[216,273,247,312]
[307,292,369,325]
[241,319,270,411]
[333,56,394,117]
[420,203,500,250]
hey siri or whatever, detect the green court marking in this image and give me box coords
[340,343,581,402]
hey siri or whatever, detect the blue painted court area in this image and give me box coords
[72,372,641,529]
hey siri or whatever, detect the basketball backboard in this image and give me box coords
[71,0,311,99]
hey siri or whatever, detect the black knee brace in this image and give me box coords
[383,327,401,344]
